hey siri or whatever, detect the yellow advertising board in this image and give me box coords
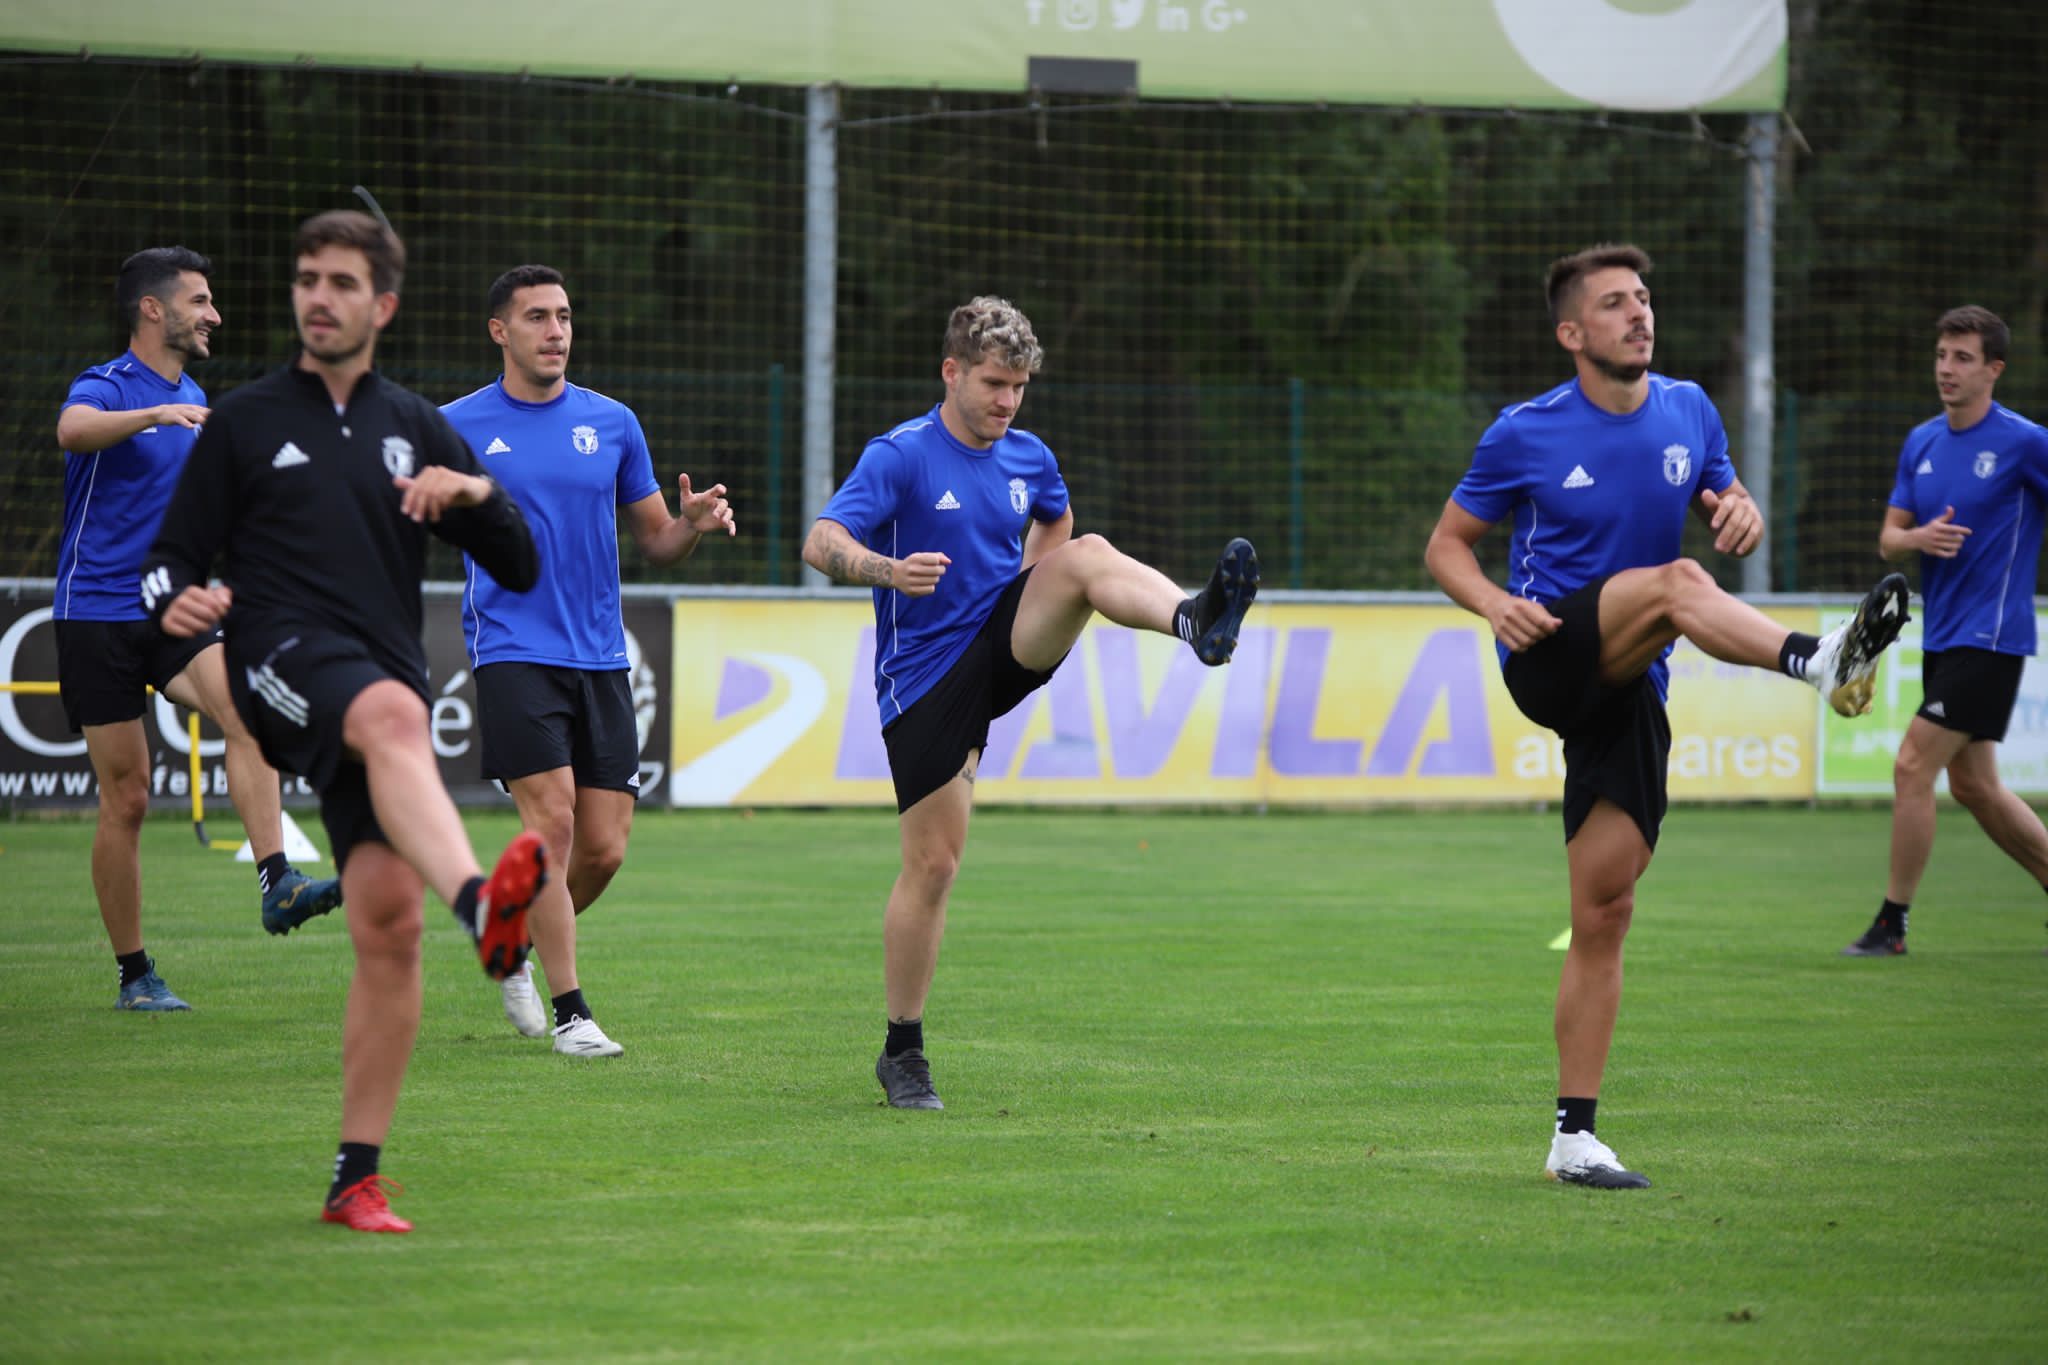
[669,599,1823,807]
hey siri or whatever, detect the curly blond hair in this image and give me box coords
[941,296,1043,372]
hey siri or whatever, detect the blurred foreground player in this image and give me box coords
[142,211,546,1232]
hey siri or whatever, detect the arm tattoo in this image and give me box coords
[823,543,893,587]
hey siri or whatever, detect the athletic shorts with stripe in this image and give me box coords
[1919,646,2025,742]
[1501,575,1672,851]
[226,627,405,871]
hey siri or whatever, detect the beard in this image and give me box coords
[163,313,211,362]
[299,321,372,365]
[1587,348,1649,384]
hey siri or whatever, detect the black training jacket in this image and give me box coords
[142,363,538,694]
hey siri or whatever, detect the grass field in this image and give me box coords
[2,805,2045,1361]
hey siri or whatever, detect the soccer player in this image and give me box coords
[1841,306,2048,957]
[141,210,546,1233]
[1424,243,1910,1189]
[803,295,1260,1110]
[56,246,341,1012]
[443,264,735,1058]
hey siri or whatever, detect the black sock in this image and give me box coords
[1172,598,1199,646]
[257,853,291,896]
[116,949,151,989]
[552,989,590,1030]
[1556,1096,1598,1135]
[886,1017,923,1057]
[1779,632,1820,680]
[329,1142,380,1203]
[1879,899,1910,935]
[450,876,484,936]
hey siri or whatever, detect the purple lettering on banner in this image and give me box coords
[1016,657,1099,778]
[714,658,773,721]
[1364,628,1494,777]
[1270,629,1362,776]
[833,628,890,780]
[1212,626,1273,778]
[1094,628,1204,778]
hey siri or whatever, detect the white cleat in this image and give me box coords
[552,1014,624,1058]
[1545,1128,1652,1189]
[1807,573,1911,717]
[500,961,547,1039]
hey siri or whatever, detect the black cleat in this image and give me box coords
[1809,573,1911,717]
[876,1048,944,1110]
[1841,922,1907,957]
[1190,537,1260,666]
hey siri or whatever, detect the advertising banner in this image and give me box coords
[669,598,1822,807]
[1816,610,2048,797]
[3,1,1788,112]
[0,586,674,811]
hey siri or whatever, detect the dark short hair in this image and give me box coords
[116,246,211,331]
[293,209,406,295]
[1937,305,2008,366]
[487,264,567,319]
[1545,243,1653,324]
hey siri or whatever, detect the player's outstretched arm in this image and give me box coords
[141,410,236,636]
[1424,497,1560,653]
[627,473,736,568]
[802,518,948,597]
[1022,506,1074,570]
[58,402,210,454]
[416,470,540,592]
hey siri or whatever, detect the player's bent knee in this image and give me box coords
[1947,773,1999,810]
[903,844,962,892]
[342,682,430,754]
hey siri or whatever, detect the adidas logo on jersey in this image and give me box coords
[1916,458,1934,475]
[485,436,512,455]
[935,490,962,510]
[1562,465,1595,489]
[1925,700,1946,718]
[272,442,310,468]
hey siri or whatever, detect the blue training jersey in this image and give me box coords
[820,404,1071,726]
[442,379,661,670]
[1888,402,2048,656]
[1451,374,1736,702]
[56,351,207,621]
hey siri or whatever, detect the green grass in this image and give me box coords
[2,806,2045,1361]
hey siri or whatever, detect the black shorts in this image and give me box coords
[882,568,1065,813]
[1501,577,1672,850]
[475,662,641,794]
[54,618,219,732]
[1919,647,2025,742]
[227,627,403,872]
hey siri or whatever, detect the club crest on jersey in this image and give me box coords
[381,435,415,479]
[1975,450,1998,479]
[1008,478,1029,515]
[572,425,600,455]
[1662,444,1691,486]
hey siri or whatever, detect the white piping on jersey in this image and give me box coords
[58,452,103,617]
[1499,384,1577,423]
[878,521,902,719]
[886,418,935,442]
[462,559,488,670]
[1516,504,1542,599]
[1990,486,2024,651]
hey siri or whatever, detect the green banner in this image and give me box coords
[5,0,1785,110]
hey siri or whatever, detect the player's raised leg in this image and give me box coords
[343,680,540,979]
[1012,533,1260,671]
[163,643,343,935]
